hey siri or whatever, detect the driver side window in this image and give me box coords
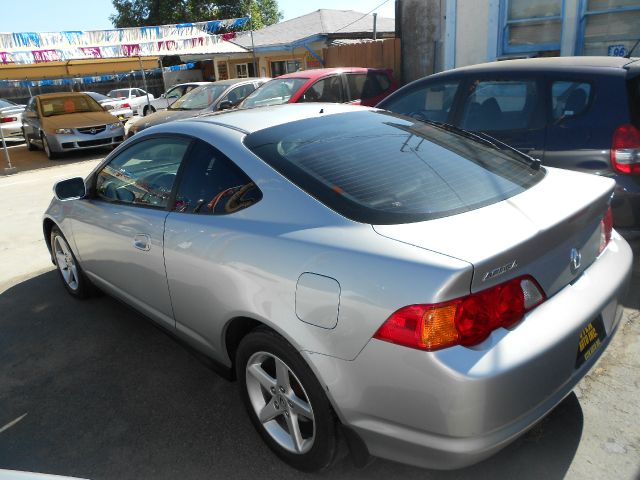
[383,81,459,123]
[96,137,190,208]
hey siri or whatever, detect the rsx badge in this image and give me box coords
[482,260,518,282]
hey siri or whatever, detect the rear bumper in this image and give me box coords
[304,232,633,469]
[611,175,640,232]
[1,122,23,139]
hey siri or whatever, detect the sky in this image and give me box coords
[0,0,395,32]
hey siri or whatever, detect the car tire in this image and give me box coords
[143,106,156,116]
[41,132,58,159]
[50,226,90,299]
[236,327,338,472]
[23,129,36,151]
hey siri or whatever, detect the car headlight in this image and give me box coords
[108,122,122,129]
[55,128,73,134]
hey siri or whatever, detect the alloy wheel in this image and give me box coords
[53,235,79,291]
[245,351,316,454]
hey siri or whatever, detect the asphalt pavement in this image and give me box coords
[0,145,639,480]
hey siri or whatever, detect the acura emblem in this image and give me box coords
[569,248,581,273]
[90,128,96,134]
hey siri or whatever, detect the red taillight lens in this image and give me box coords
[121,103,130,109]
[611,124,640,175]
[0,116,17,123]
[599,206,613,254]
[374,276,546,351]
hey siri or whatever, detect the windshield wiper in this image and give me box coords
[419,119,541,171]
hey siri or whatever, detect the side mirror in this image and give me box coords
[218,100,233,111]
[54,177,86,201]
[24,111,37,119]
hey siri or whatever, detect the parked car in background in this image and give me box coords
[239,67,397,109]
[127,78,268,137]
[45,103,631,472]
[0,98,26,142]
[377,56,640,237]
[22,92,124,159]
[137,81,209,116]
[85,91,133,121]
[107,88,155,115]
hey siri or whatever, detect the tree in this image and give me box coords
[110,0,282,29]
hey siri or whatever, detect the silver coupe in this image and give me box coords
[43,103,633,471]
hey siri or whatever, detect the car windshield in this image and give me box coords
[39,95,105,117]
[86,92,110,103]
[245,110,545,224]
[170,84,228,110]
[0,99,18,109]
[241,78,308,108]
[107,89,130,99]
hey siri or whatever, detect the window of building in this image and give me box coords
[499,0,564,55]
[174,140,262,215]
[270,60,301,77]
[236,63,249,78]
[578,0,640,56]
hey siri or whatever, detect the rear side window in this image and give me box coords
[245,111,544,224]
[345,72,391,101]
[381,81,459,122]
[551,81,592,120]
[174,140,262,215]
[299,76,343,103]
[460,80,537,131]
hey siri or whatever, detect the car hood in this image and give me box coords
[133,109,200,131]
[373,167,615,298]
[42,112,118,129]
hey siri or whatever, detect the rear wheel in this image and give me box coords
[143,105,156,116]
[23,128,36,150]
[51,226,90,298]
[236,327,338,472]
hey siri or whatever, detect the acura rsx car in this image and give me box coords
[44,104,632,471]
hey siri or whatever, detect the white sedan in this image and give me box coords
[85,92,133,121]
[107,88,154,116]
[0,98,25,142]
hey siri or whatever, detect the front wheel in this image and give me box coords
[143,105,156,116]
[41,132,58,159]
[236,328,338,472]
[51,226,90,298]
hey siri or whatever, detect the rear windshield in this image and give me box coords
[244,110,545,224]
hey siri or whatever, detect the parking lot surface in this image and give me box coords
[1,146,639,479]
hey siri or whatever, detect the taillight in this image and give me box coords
[611,124,640,175]
[121,103,130,109]
[598,206,613,255]
[0,116,17,123]
[374,276,546,351]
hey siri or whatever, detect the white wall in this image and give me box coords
[454,0,491,67]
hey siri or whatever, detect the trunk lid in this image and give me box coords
[373,167,614,297]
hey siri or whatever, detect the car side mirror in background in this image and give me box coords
[54,177,86,201]
[218,100,233,111]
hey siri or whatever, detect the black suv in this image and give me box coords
[378,57,640,237]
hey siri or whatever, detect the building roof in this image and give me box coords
[234,9,395,50]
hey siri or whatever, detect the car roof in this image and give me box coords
[445,56,639,75]
[34,92,93,99]
[277,67,386,80]
[190,102,372,134]
[210,77,270,86]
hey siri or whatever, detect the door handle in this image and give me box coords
[133,234,151,251]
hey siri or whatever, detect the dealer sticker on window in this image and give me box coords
[575,316,606,369]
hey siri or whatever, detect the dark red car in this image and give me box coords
[239,67,397,109]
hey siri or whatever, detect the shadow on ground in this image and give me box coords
[0,271,585,480]
[1,143,106,175]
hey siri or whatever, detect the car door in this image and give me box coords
[215,83,257,110]
[70,136,192,328]
[163,139,263,357]
[453,77,546,157]
[21,97,40,143]
[297,75,344,103]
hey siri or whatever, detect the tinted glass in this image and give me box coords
[170,84,227,110]
[241,78,308,108]
[551,81,592,120]
[299,76,342,103]
[220,83,256,106]
[381,81,459,123]
[174,140,262,215]
[39,95,104,117]
[460,80,537,131]
[96,137,190,208]
[245,111,544,224]
[345,73,390,101]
